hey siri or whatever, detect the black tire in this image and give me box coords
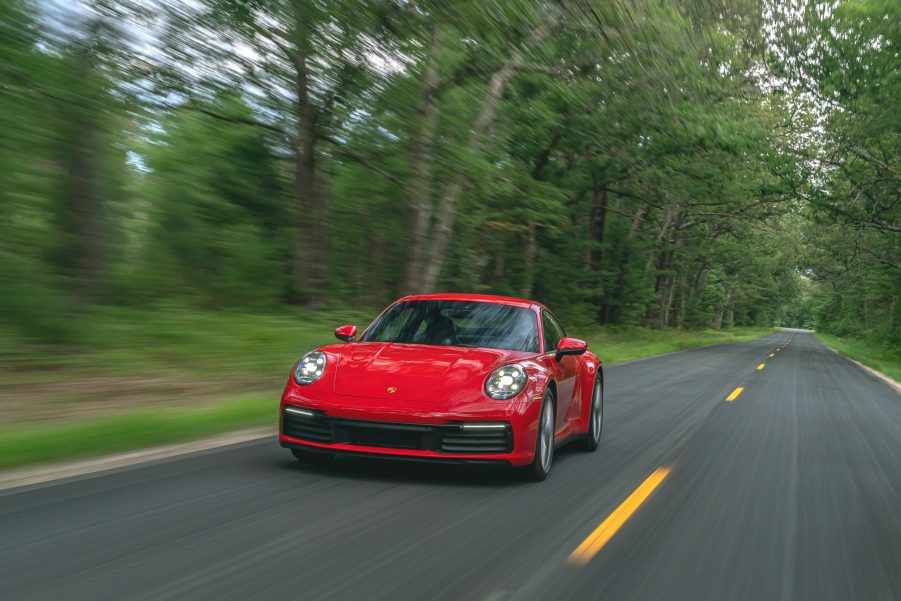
[580,374,603,452]
[290,448,332,464]
[522,389,556,481]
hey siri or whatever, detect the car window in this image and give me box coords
[541,310,566,352]
[361,300,539,352]
[372,304,420,341]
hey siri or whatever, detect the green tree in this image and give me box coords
[141,95,286,306]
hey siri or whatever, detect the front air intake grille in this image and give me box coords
[282,410,512,454]
[282,410,333,443]
[440,428,512,454]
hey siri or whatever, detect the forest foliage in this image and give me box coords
[0,0,897,348]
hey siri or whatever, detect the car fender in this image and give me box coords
[578,352,603,433]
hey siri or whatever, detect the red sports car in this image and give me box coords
[279,293,604,480]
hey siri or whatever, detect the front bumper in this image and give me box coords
[278,397,541,467]
[280,440,512,466]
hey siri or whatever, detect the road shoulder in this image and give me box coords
[0,427,272,493]
[824,346,901,395]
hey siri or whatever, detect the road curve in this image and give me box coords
[1,331,900,601]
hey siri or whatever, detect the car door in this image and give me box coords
[541,310,578,435]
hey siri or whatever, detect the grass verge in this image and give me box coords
[0,395,272,471]
[0,305,370,379]
[814,332,901,383]
[586,326,774,365]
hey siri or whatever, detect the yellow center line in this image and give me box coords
[725,386,744,402]
[568,467,671,566]
[757,363,765,370]
[769,353,775,357]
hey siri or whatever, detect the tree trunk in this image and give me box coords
[420,22,553,292]
[68,111,101,301]
[652,249,675,328]
[585,178,608,269]
[890,295,896,340]
[644,207,679,325]
[58,45,104,304]
[685,264,708,325]
[494,247,505,280]
[521,220,538,297]
[402,24,443,294]
[604,203,649,323]
[714,289,732,329]
[291,6,326,306]
[367,234,385,306]
[662,271,677,327]
[676,269,688,328]
[644,206,678,275]
[628,203,649,241]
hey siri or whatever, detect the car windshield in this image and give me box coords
[360,300,539,352]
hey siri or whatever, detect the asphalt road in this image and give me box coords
[2,331,900,601]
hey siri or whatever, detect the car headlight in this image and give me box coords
[294,351,327,385]
[485,364,528,400]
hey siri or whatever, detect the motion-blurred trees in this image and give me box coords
[140,94,286,306]
[1,3,128,338]
[772,0,900,345]
[0,0,897,347]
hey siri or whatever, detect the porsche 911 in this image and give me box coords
[279,293,604,480]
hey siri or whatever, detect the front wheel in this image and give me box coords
[580,374,603,452]
[523,389,556,481]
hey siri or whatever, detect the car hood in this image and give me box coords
[333,342,523,402]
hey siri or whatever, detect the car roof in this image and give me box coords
[398,292,543,310]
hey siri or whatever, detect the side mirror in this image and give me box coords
[555,337,587,362]
[335,324,357,342]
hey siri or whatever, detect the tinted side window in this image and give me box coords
[541,311,566,352]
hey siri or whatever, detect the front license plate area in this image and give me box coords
[347,427,420,449]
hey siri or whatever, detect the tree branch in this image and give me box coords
[183,103,288,136]
[319,134,404,185]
